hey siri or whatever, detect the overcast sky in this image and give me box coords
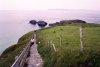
[0,0,100,10]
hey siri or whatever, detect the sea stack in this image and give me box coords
[37,21,47,27]
[29,20,37,25]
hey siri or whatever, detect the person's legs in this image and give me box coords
[30,42,34,46]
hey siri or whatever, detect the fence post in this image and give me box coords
[50,40,56,52]
[52,30,56,43]
[48,40,50,46]
[52,43,56,52]
[80,25,83,53]
[34,34,36,44]
[59,28,63,48]
[60,35,62,48]
[11,33,35,67]
[50,40,53,51]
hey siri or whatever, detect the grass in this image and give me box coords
[0,31,33,67]
[36,23,100,67]
[0,23,100,67]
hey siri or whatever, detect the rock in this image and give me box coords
[60,20,86,24]
[49,20,86,27]
[49,22,60,26]
[29,20,37,25]
[37,21,47,27]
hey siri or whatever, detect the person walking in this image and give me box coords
[30,37,34,46]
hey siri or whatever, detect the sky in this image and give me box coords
[0,0,100,10]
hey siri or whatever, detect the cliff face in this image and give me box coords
[0,31,33,67]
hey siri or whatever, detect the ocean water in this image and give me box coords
[0,10,100,55]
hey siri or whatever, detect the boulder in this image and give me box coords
[29,20,37,25]
[37,21,47,27]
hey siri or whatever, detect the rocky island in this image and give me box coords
[29,20,48,27]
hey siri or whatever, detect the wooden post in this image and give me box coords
[48,40,49,46]
[60,28,63,48]
[50,41,53,51]
[34,34,36,44]
[80,26,83,53]
[51,40,56,52]
[52,31,55,43]
[60,35,62,48]
[52,43,56,52]
[51,30,55,50]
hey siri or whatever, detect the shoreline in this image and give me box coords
[0,23,100,67]
[0,31,34,67]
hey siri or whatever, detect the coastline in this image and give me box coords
[0,31,33,67]
[0,23,100,67]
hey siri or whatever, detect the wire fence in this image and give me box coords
[46,26,84,53]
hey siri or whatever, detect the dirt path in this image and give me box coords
[80,26,83,52]
[26,34,43,67]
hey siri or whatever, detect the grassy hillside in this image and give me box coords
[0,31,33,67]
[36,24,100,67]
[0,23,100,67]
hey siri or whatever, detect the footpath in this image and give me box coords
[26,34,43,67]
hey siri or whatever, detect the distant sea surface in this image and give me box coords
[0,10,100,55]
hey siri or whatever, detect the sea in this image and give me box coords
[0,10,100,55]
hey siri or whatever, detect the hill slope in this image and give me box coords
[0,31,33,67]
[36,24,100,67]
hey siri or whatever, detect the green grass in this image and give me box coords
[0,31,33,67]
[0,23,100,67]
[36,24,100,67]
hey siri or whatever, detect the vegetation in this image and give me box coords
[0,31,33,67]
[36,23,100,67]
[0,23,100,67]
